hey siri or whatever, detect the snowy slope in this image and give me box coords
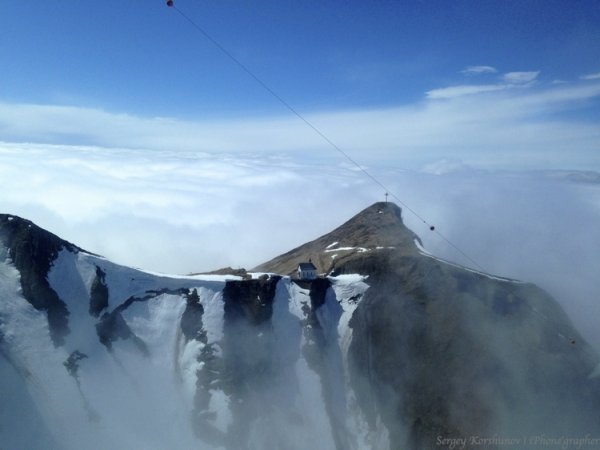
[0,241,377,450]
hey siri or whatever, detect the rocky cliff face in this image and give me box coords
[1,205,599,450]
[345,251,600,448]
[0,214,81,346]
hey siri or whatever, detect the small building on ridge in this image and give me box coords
[297,260,317,280]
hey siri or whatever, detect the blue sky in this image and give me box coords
[2,0,600,117]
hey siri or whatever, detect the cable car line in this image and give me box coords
[168,3,485,273]
[166,2,586,349]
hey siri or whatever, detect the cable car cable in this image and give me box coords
[168,2,584,350]
[169,4,485,273]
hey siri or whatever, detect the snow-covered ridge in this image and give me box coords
[1,240,378,450]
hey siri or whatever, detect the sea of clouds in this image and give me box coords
[1,143,599,353]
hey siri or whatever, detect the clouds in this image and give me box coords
[503,71,540,84]
[460,65,498,75]
[427,67,542,100]
[459,66,541,84]
[425,84,508,99]
[581,72,600,81]
[1,73,599,173]
[0,103,319,154]
[0,143,376,273]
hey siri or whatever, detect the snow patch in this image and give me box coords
[207,389,232,432]
[285,280,309,321]
[329,274,370,357]
[324,246,369,253]
[48,249,100,354]
[122,294,186,359]
[199,288,225,343]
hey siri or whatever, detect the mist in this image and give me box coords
[382,168,600,353]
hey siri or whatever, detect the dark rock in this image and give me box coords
[308,277,331,310]
[217,275,282,448]
[223,275,281,326]
[89,266,109,317]
[63,350,88,379]
[96,311,130,350]
[95,310,148,356]
[0,214,81,346]
[181,288,205,342]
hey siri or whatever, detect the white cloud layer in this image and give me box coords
[461,65,497,75]
[425,83,508,99]
[581,72,600,80]
[1,78,599,171]
[503,71,540,84]
[0,143,374,273]
[432,69,542,100]
[1,145,599,353]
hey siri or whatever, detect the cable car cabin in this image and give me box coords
[166,0,174,6]
[298,261,317,280]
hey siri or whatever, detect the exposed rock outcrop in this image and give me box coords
[223,274,281,326]
[0,214,79,346]
[95,309,148,355]
[89,266,109,317]
[181,288,205,342]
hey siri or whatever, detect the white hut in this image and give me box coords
[297,260,317,280]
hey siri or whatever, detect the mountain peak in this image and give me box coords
[328,201,417,247]
[254,202,421,276]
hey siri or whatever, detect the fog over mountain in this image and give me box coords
[1,203,599,450]
[2,145,598,357]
